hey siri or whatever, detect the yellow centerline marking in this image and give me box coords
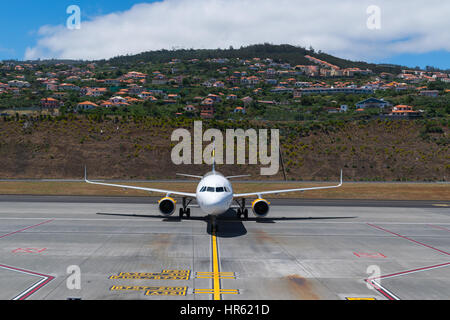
[197,277,235,279]
[196,271,236,280]
[212,230,221,300]
[197,272,234,274]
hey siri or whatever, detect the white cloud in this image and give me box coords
[24,0,450,61]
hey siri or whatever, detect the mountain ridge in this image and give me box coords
[4,44,429,74]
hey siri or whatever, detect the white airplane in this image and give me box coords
[85,159,343,228]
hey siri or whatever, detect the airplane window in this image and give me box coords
[216,187,224,192]
[224,187,229,192]
[207,187,215,192]
[200,186,206,192]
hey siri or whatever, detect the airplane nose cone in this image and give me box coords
[200,195,231,215]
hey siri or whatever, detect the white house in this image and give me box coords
[355,98,390,110]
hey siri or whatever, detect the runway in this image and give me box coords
[0,196,449,300]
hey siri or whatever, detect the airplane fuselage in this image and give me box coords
[196,171,234,215]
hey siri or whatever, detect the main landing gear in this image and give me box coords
[179,197,192,219]
[235,198,249,220]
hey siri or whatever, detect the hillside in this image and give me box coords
[0,116,447,181]
[104,44,404,74]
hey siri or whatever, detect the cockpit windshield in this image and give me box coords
[200,186,229,193]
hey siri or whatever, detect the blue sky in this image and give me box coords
[1,0,449,70]
[372,51,450,70]
[0,0,152,60]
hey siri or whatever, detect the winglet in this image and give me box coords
[84,165,88,182]
[339,169,343,186]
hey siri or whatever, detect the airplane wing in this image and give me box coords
[234,170,343,198]
[226,175,252,179]
[176,173,203,179]
[85,167,196,198]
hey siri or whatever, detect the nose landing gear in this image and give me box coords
[209,215,218,233]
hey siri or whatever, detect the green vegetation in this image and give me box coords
[0,115,448,181]
[1,44,449,122]
[1,44,448,182]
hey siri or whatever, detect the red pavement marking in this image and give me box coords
[367,223,450,256]
[368,262,450,281]
[12,248,47,254]
[0,220,53,239]
[365,262,450,301]
[428,224,450,232]
[0,264,55,300]
[353,252,386,258]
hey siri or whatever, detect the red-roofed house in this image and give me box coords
[40,98,62,108]
[77,101,99,111]
[200,105,214,119]
[234,106,246,114]
[390,105,422,117]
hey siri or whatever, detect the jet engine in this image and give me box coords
[158,197,176,216]
[251,199,270,217]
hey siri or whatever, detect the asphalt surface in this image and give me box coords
[0,195,449,300]
[0,195,449,208]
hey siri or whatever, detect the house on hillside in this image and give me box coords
[58,83,80,91]
[200,105,214,119]
[109,96,129,106]
[152,74,168,85]
[389,105,422,118]
[340,105,348,112]
[128,86,145,95]
[184,105,197,112]
[233,106,246,114]
[355,98,390,110]
[241,96,253,105]
[100,101,114,108]
[104,79,120,86]
[8,80,30,88]
[139,92,158,101]
[419,90,439,97]
[265,78,278,85]
[84,87,108,97]
[201,98,215,106]
[40,98,62,109]
[77,101,99,111]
